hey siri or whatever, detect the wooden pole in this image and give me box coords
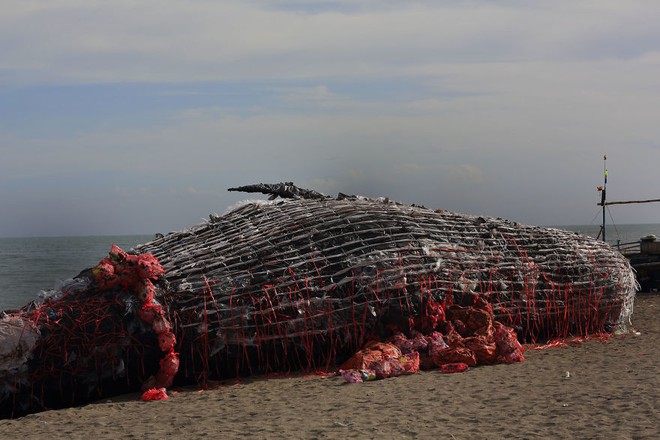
[602,155,607,242]
[601,198,660,206]
[594,154,658,243]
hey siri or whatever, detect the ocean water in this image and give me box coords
[0,235,152,311]
[555,223,659,247]
[0,224,658,312]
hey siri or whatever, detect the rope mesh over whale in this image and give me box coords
[0,183,637,417]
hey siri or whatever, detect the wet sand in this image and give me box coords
[1,294,658,439]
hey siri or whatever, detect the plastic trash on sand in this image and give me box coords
[141,388,168,401]
[338,294,525,383]
[440,363,469,373]
[339,369,377,383]
[339,342,420,382]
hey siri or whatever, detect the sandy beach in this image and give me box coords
[0,293,657,440]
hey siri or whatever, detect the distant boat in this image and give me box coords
[617,236,660,292]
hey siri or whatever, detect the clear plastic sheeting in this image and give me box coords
[0,184,638,418]
[0,316,40,374]
[134,189,635,385]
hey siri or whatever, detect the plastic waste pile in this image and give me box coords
[92,245,178,400]
[339,294,524,382]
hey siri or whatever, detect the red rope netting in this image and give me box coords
[0,195,636,416]
[158,239,629,385]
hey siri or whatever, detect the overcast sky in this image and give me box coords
[1,0,659,237]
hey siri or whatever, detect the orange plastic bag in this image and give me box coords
[340,342,402,370]
[432,347,477,367]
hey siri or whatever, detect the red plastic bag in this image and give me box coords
[158,331,177,352]
[463,335,497,364]
[466,308,493,333]
[388,332,414,354]
[136,253,165,279]
[109,244,128,263]
[443,328,464,348]
[494,323,525,363]
[446,305,471,323]
[340,348,384,371]
[92,259,119,290]
[340,342,402,370]
[364,341,403,359]
[427,334,449,359]
[433,347,477,367]
[451,319,469,337]
[494,324,523,354]
[138,303,164,324]
[409,332,429,353]
[472,322,494,339]
[137,280,156,303]
[440,363,469,373]
[401,352,420,374]
[413,298,446,333]
[152,314,171,334]
[373,359,393,378]
[159,352,180,376]
[141,387,168,401]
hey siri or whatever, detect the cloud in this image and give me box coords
[447,164,483,184]
[1,1,660,236]
[2,1,659,85]
[393,163,482,184]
